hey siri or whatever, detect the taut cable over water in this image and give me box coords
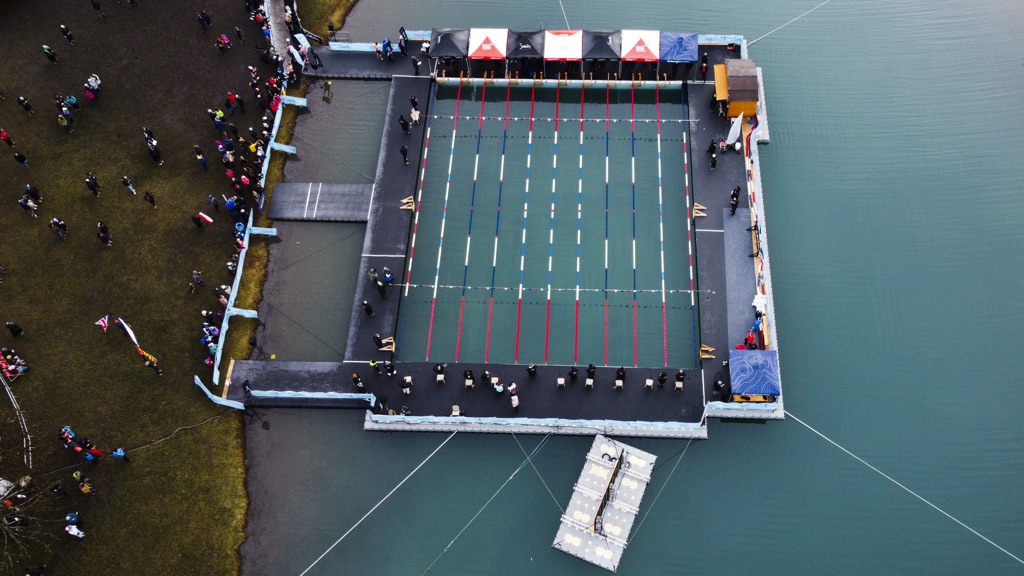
[786,411,1024,566]
[749,0,837,46]
[421,434,553,574]
[299,431,459,576]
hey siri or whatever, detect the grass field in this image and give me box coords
[0,0,354,572]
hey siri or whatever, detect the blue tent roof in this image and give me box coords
[728,349,781,396]
[659,32,699,63]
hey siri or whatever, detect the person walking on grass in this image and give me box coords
[85,172,101,196]
[50,218,68,240]
[194,145,208,170]
[6,322,25,337]
[60,25,76,45]
[121,176,137,195]
[91,0,104,17]
[19,194,39,214]
[17,97,34,116]
[14,152,29,169]
[42,45,59,64]
[97,222,112,246]
[143,191,156,207]
[25,185,42,204]
[0,128,13,147]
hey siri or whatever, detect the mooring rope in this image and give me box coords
[299,431,459,576]
[627,438,694,544]
[557,0,570,29]
[512,433,564,514]
[420,433,552,574]
[786,410,1024,565]
[749,0,837,46]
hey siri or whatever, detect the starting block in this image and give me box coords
[692,203,707,218]
[400,196,415,210]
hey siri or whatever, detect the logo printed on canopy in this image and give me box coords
[623,39,656,61]
[471,36,503,58]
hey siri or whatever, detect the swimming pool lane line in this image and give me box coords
[424,81,462,361]
[656,85,669,367]
[681,91,697,365]
[484,83,512,363]
[514,84,537,363]
[397,82,438,357]
[543,84,561,364]
[573,84,585,365]
[630,83,639,367]
[603,84,611,366]
[454,82,487,362]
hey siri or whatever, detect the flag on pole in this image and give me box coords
[116,317,141,348]
[95,315,109,332]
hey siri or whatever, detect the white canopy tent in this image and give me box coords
[543,30,583,60]
[468,28,509,59]
[620,29,660,61]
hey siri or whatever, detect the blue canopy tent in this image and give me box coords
[659,32,698,80]
[728,349,781,400]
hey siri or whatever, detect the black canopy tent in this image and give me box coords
[582,30,621,79]
[506,30,544,78]
[429,28,470,75]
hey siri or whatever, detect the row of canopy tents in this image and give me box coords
[430,29,702,79]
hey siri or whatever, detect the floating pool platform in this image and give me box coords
[216,31,783,439]
[552,434,657,572]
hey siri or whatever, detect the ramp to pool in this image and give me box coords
[267,182,372,221]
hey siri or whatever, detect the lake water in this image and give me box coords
[241,0,1024,574]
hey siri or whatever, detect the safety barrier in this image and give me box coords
[194,0,302,403]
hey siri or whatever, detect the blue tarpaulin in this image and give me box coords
[659,32,699,63]
[728,349,781,396]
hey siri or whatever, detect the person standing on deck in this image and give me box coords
[700,53,708,82]
[730,186,740,215]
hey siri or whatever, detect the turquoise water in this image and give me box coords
[243,0,1024,574]
[397,84,694,367]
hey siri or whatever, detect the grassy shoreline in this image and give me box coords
[0,0,360,572]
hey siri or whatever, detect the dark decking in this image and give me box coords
[309,42,429,79]
[228,359,703,424]
[266,182,373,221]
[343,75,431,363]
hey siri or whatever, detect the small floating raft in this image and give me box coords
[552,434,657,572]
